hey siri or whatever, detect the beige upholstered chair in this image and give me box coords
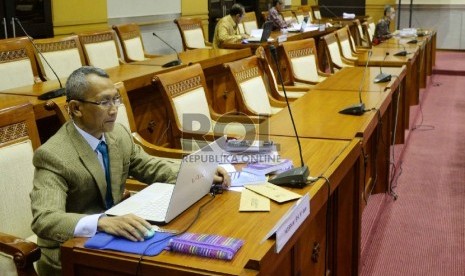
[353,19,370,47]
[44,82,186,159]
[335,26,360,60]
[174,18,212,51]
[366,17,376,40]
[281,10,295,23]
[255,46,310,100]
[362,21,374,47]
[298,5,314,23]
[311,5,322,20]
[153,64,261,149]
[34,35,86,81]
[293,10,305,24]
[0,102,41,276]
[112,23,158,62]
[323,32,355,73]
[0,37,41,91]
[78,29,124,69]
[282,38,331,87]
[242,11,258,35]
[224,55,287,117]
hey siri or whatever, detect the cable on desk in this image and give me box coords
[135,193,217,275]
[388,75,402,200]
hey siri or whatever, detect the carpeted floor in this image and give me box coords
[433,51,465,75]
[360,72,465,275]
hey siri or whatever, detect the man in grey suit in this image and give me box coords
[30,66,230,275]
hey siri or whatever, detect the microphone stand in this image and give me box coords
[15,17,66,100]
[267,45,309,188]
[374,52,392,83]
[339,50,372,115]
[152,32,182,68]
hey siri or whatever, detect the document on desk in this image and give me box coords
[244,183,301,203]
[239,188,270,212]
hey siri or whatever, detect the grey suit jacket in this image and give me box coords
[30,122,178,275]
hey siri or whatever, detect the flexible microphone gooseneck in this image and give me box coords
[152,32,182,68]
[267,45,309,188]
[374,52,392,83]
[394,44,408,56]
[15,18,66,101]
[339,50,372,116]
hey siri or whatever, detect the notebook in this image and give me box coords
[105,136,226,225]
[246,21,273,43]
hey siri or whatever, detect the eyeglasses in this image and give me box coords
[75,95,122,108]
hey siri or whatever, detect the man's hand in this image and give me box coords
[97,214,152,241]
[213,166,231,189]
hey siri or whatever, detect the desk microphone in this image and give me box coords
[15,18,66,101]
[268,45,309,188]
[394,44,408,56]
[339,50,372,115]
[374,52,392,83]
[152,32,182,68]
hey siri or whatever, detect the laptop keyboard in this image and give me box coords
[134,184,173,220]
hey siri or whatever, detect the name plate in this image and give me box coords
[261,193,310,253]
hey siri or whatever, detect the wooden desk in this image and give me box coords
[355,46,420,111]
[375,39,427,89]
[314,66,408,143]
[263,89,394,199]
[61,136,362,276]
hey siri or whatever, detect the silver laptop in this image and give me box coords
[106,136,226,225]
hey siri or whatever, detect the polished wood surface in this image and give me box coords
[314,66,407,143]
[62,137,362,276]
[356,46,420,110]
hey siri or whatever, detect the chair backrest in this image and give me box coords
[353,19,368,47]
[311,6,322,20]
[112,23,148,62]
[362,21,374,46]
[242,11,258,35]
[153,64,214,146]
[366,17,376,39]
[34,35,85,81]
[78,29,122,69]
[282,38,321,83]
[224,55,274,116]
[298,5,314,22]
[174,18,207,51]
[336,26,356,59]
[293,10,305,24]
[0,37,41,90]
[323,32,347,71]
[0,102,40,276]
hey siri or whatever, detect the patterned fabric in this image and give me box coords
[168,233,244,260]
[267,7,288,30]
[213,15,242,49]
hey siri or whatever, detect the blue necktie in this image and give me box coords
[97,141,113,209]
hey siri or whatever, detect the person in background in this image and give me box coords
[373,5,396,45]
[213,3,249,48]
[267,0,291,30]
[30,66,230,275]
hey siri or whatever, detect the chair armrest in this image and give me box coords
[293,77,319,86]
[210,112,266,124]
[118,58,126,65]
[269,96,288,108]
[144,52,161,59]
[205,41,212,47]
[318,71,332,77]
[341,56,357,65]
[0,232,40,273]
[278,85,312,92]
[132,133,188,159]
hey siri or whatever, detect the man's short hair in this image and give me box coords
[66,66,109,102]
[230,3,244,17]
[384,5,392,16]
[273,0,283,7]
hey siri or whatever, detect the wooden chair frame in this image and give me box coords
[174,18,212,51]
[0,102,41,276]
[323,32,355,73]
[78,29,125,68]
[153,63,262,148]
[112,23,158,62]
[281,38,331,86]
[0,36,42,86]
[241,11,258,35]
[34,35,86,80]
[335,25,361,60]
[224,55,287,117]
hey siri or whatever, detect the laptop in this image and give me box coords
[105,136,226,225]
[246,21,274,43]
[288,16,309,33]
